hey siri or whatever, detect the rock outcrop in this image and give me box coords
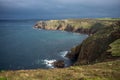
[53,60,65,68]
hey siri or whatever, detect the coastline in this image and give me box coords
[34,18,120,66]
[0,18,120,80]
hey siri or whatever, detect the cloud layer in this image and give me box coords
[0,0,120,19]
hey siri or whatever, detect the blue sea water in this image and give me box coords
[0,20,87,70]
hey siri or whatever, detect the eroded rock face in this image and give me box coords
[34,21,46,29]
[65,45,81,60]
[53,60,65,68]
[66,22,120,65]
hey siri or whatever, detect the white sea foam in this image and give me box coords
[60,51,68,58]
[38,29,42,30]
[42,59,56,68]
[33,27,42,30]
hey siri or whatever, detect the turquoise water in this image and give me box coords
[0,20,87,70]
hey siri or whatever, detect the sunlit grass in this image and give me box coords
[0,60,120,80]
[0,77,7,80]
[41,18,117,30]
[96,18,120,21]
[108,39,120,56]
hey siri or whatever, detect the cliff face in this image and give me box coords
[34,19,120,65]
[66,21,120,65]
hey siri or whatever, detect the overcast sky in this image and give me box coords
[0,0,120,19]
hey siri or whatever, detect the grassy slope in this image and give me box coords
[108,39,120,56]
[65,18,120,29]
[36,18,118,31]
[0,60,120,80]
[96,18,120,21]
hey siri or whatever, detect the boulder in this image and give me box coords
[53,60,65,68]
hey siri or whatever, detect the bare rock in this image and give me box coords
[53,60,65,68]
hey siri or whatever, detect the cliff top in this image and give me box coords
[0,60,120,80]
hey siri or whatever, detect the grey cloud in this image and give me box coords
[0,0,120,19]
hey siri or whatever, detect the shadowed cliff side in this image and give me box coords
[66,21,120,65]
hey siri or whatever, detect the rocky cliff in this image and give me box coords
[34,19,116,35]
[66,21,120,65]
[34,19,120,65]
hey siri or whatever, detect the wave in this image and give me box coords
[42,59,56,68]
[60,51,68,59]
[33,27,42,30]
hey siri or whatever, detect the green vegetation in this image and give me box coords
[0,77,7,80]
[108,39,120,56]
[96,18,120,21]
[0,70,5,73]
[47,20,66,28]
[0,60,120,80]
[36,18,117,31]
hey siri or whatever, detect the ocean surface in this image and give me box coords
[0,20,87,70]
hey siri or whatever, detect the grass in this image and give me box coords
[108,39,120,56]
[0,77,7,80]
[0,60,120,80]
[41,18,118,30]
[96,18,120,21]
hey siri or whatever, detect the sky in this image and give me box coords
[0,0,120,19]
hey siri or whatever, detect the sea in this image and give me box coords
[0,20,88,70]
